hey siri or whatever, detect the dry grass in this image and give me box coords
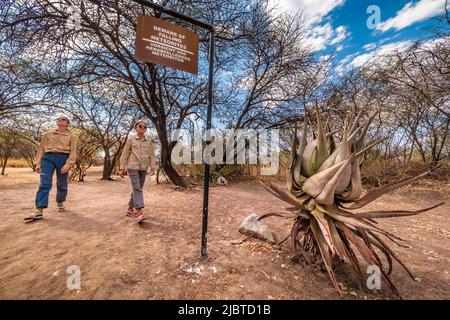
[4,158,30,168]
[361,159,450,187]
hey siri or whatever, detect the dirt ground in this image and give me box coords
[0,167,449,300]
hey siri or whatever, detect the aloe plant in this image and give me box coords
[260,107,444,297]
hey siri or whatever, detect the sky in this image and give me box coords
[268,0,448,73]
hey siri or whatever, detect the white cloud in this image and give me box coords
[304,23,349,52]
[350,40,414,68]
[330,26,349,45]
[335,40,415,75]
[335,52,360,75]
[362,42,377,51]
[304,22,334,51]
[269,0,345,23]
[303,23,349,52]
[268,0,348,52]
[376,0,446,32]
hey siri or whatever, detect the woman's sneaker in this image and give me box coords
[126,207,135,217]
[135,211,145,224]
[57,203,65,212]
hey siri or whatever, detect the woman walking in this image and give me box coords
[25,116,77,222]
[120,120,157,223]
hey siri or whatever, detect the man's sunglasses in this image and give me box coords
[138,125,148,129]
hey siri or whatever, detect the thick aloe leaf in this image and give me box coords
[260,181,303,207]
[291,218,311,264]
[311,208,335,254]
[356,111,379,154]
[337,158,363,201]
[293,121,309,186]
[302,160,346,198]
[316,158,352,206]
[347,107,365,136]
[310,218,342,295]
[368,231,415,280]
[355,202,444,219]
[301,139,318,177]
[318,204,406,242]
[338,223,401,297]
[326,216,349,263]
[258,212,297,220]
[315,105,329,168]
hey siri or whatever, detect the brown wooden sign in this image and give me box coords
[135,14,199,74]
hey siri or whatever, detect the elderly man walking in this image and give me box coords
[25,116,77,222]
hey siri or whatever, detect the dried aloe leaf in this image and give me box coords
[345,168,439,209]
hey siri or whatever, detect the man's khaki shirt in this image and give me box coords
[35,129,78,168]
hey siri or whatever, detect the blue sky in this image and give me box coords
[269,0,448,73]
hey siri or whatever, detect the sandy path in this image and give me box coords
[0,168,449,299]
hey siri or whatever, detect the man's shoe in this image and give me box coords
[24,211,43,222]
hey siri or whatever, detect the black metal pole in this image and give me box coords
[201,30,214,257]
[130,0,215,257]
[132,0,214,31]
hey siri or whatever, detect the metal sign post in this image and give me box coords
[132,0,214,257]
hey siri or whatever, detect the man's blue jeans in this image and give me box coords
[35,152,69,208]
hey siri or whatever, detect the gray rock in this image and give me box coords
[239,213,276,244]
[217,176,228,186]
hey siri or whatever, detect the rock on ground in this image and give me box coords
[239,213,276,244]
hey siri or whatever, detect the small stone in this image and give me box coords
[238,214,276,244]
[217,176,228,186]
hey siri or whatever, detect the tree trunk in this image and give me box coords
[78,161,85,182]
[154,117,188,187]
[102,157,113,180]
[1,157,7,175]
[160,144,188,187]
